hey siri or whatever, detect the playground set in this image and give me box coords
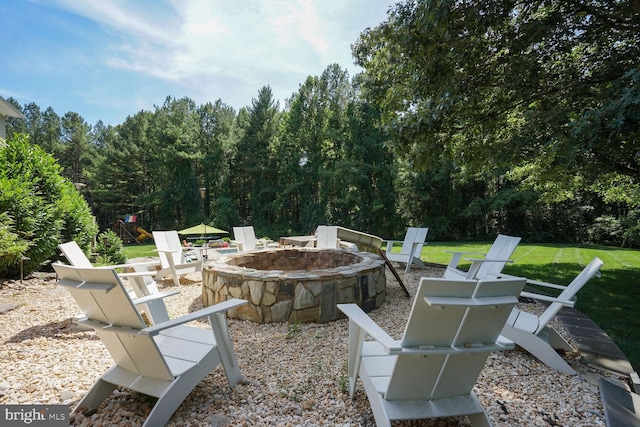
[113,215,153,244]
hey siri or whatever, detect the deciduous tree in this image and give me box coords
[353,0,640,205]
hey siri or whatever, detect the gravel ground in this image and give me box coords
[0,264,615,426]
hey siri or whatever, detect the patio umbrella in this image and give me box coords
[178,223,228,235]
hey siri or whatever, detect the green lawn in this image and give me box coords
[122,242,157,259]
[123,240,640,372]
[420,241,640,374]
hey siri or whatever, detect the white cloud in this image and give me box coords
[36,0,392,116]
[49,0,178,43]
[52,0,387,73]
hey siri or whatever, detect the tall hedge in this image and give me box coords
[0,134,98,278]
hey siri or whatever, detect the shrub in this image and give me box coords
[0,134,98,278]
[94,230,127,265]
[587,215,623,246]
[0,212,29,273]
[621,210,640,248]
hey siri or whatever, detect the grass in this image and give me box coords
[122,241,157,259]
[420,241,640,374]
[122,240,640,373]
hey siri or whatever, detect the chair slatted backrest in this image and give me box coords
[233,226,258,251]
[232,226,247,250]
[476,234,521,278]
[59,241,93,268]
[536,257,603,333]
[385,277,525,401]
[433,278,526,399]
[54,262,106,321]
[153,231,182,268]
[61,241,159,300]
[399,227,428,255]
[316,226,339,249]
[244,226,258,250]
[53,263,174,381]
[165,231,184,259]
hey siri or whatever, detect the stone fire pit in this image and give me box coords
[202,247,386,323]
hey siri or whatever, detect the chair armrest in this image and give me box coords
[156,249,180,255]
[463,258,514,279]
[232,241,246,251]
[132,290,179,306]
[400,342,514,355]
[187,247,209,252]
[337,304,400,352]
[119,260,160,268]
[118,270,157,278]
[519,291,575,307]
[256,239,271,248]
[94,260,160,270]
[464,257,514,263]
[487,272,521,280]
[525,278,568,291]
[425,295,518,307]
[141,298,248,335]
[444,250,486,269]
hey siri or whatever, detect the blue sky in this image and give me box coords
[0,0,393,126]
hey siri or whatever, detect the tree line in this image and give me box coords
[5,0,639,248]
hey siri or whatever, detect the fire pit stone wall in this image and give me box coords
[202,247,386,323]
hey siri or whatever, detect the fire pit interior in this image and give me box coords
[202,247,386,323]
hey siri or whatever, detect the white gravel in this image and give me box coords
[0,265,616,426]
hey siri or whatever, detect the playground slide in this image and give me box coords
[136,227,154,242]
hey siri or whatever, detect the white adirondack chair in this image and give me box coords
[153,230,202,286]
[233,226,268,251]
[59,241,173,324]
[338,276,526,427]
[316,225,340,248]
[384,227,428,273]
[500,257,603,375]
[316,225,359,251]
[444,234,521,280]
[53,263,247,427]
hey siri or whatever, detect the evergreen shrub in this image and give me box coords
[0,134,98,278]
